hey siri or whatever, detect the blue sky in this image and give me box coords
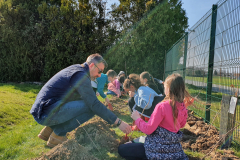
[106,0,220,28]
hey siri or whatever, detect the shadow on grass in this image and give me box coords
[0,83,42,94]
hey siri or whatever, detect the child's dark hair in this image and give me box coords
[163,73,194,125]
[140,71,156,87]
[118,75,126,84]
[106,69,117,78]
[123,74,143,90]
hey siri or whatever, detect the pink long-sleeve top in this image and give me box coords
[108,82,121,95]
[113,79,121,90]
[135,100,188,135]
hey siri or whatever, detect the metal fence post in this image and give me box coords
[163,50,166,80]
[205,4,218,123]
[183,32,188,80]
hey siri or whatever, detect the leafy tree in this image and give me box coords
[0,0,49,81]
[0,0,120,81]
[105,0,188,79]
[109,0,164,30]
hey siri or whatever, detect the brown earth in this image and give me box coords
[182,111,239,160]
[33,97,239,160]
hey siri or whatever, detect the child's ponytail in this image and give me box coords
[140,71,157,87]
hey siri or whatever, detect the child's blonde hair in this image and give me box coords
[163,73,194,125]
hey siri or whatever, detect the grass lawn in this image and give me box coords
[185,76,240,88]
[0,83,239,159]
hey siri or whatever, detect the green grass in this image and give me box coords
[0,83,51,160]
[185,75,240,88]
[186,83,224,128]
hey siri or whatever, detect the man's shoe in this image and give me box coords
[47,132,68,148]
[38,126,53,141]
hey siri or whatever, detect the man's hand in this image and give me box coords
[131,110,141,121]
[119,121,132,134]
[96,92,100,96]
[129,91,135,97]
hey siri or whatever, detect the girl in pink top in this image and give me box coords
[106,69,121,97]
[118,73,194,160]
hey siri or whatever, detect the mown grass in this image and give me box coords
[185,75,240,88]
[0,83,239,160]
[0,83,52,160]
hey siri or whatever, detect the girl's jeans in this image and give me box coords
[106,90,117,96]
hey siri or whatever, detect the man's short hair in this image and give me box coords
[106,69,117,78]
[86,53,108,68]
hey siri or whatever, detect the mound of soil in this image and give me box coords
[181,111,239,159]
[34,116,121,160]
[33,98,239,160]
[36,139,99,160]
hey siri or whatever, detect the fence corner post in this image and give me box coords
[205,4,218,123]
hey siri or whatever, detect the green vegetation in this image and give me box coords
[0,83,50,160]
[0,0,166,82]
[103,0,188,80]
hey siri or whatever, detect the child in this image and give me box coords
[154,77,165,96]
[123,74,164,118]
[118,74,126,95]
[106,69,121,97]
[118,71,126,78]
[140,71,161,95]
[95,73,110,105]
[118,73,191,160]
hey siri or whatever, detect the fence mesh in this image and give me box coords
[165,0,240,144]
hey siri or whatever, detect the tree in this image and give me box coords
[109,0,164,31]
[0,0,121,81]
[105,0,188,79]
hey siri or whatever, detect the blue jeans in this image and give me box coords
[33,100,94,136]
[107,90,117,96]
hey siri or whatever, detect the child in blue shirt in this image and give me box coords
[96,73,110,104]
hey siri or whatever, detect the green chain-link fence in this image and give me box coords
[165,0,240,145]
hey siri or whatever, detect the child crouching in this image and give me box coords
[106,69,121,97]
[118,73,192,160]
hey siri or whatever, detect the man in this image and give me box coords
[30,53,132,147]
